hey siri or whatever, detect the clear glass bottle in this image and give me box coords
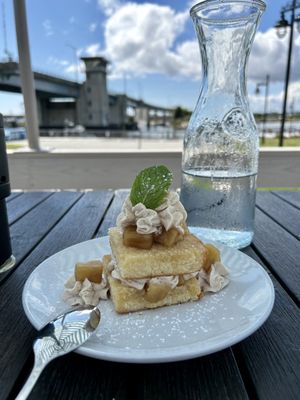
[181,0,266,249]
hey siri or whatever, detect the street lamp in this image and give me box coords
[66,43,79,83]
[255,74,270,145]
[274,0,300,147]
[275,12,290,38]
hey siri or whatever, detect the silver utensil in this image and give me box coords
[16,305,101,400]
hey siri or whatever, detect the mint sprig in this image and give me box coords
[130,165,173,209]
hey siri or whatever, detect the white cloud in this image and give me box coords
[84,43,101,56]
[69,16,76,24]
[98,0,120,16]
[65,61,84,73]
[103,3,189,78]
[249,28,300,82]
[42,20,54,37]
[101,1,300,88]
[89,22,97,32]
[249,80,300,113]
[76,43,102,59]
[47,56,69,67]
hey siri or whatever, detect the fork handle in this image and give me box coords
[15,360,45,400]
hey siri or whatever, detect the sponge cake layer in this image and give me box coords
[109,227,208,279]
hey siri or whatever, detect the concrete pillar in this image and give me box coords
[78,57,109,128]
[13,0,40,151]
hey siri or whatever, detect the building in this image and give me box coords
[0,57,173,131]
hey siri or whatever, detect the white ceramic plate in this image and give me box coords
[22,235,274,363]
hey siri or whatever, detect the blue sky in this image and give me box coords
[1,0,300,115]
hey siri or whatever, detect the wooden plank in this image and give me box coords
[256,192,300,239]
[6,192,23,202]
[233,247,300,400]
[7,191,53,225]
[253,207,300,304]
[0,191,113,400]
[96,189,128,237]
[12,354,128,400]
[10,192,81,269]
[139,351,248,400]
[273,191,300,210]
[18,332,249,400]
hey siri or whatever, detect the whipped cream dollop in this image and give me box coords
[116,192,187,235]
[198,262,230,292]
[63,274,109,306]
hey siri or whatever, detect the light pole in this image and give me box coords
[66,44,79,83]
[255,74,270,145]
[274,0,300,147]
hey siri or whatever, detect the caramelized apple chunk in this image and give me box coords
[178,275,185,286]
[123,225,153,249]
[75,260,103,283]
[144,283,172,302]
[154,227,183,247]
[203,243,221,271]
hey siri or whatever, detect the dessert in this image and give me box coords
[63,260,109,306]
[106,165,229,314]
[62,165,229,313]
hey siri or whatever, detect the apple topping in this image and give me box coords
[123,225,153,249]
[75,260,103,283]
[144,283,172,302]
[154,227,183,247]
[203,243,221,271]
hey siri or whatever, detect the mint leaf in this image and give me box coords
[130,165,173,209]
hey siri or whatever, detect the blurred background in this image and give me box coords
[1,0,300,152]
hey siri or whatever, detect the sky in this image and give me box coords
[0,0,300,115]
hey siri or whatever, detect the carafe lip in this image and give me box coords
[190,0,266,20]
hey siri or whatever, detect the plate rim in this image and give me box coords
[22,236,275,364]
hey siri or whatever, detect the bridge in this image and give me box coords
[0,61,80,98]
[0,60,174,129]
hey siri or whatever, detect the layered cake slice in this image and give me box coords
[105,165,229,314]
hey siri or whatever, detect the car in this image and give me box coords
[4,127,27,141]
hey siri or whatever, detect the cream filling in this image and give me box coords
[109,260,229,292]
[116,192,187,235]
[197,262,230,292]
[63,273,109,306]
[111,268,179,290]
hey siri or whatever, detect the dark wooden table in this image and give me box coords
[1,190,300,400]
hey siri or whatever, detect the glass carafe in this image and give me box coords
[181,0,266,248]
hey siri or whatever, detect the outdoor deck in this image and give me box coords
[1,190,299,399]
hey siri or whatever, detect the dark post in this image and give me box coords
[261,74,270,145]
[0,114,15,274]
[279,0,296,147]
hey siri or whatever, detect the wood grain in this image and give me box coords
[14,354,129,400]
[6,192,23,202]
[273,191,300,210]
[139,351,248,400]
[253,207,300,304]
[0,191,113,400]
[235,247,300,400]
[10,192,81,267]
[7,191,53,225]
[96,189,128,236]
[256,192,300,239]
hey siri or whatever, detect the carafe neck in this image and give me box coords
[192,2,264,98]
